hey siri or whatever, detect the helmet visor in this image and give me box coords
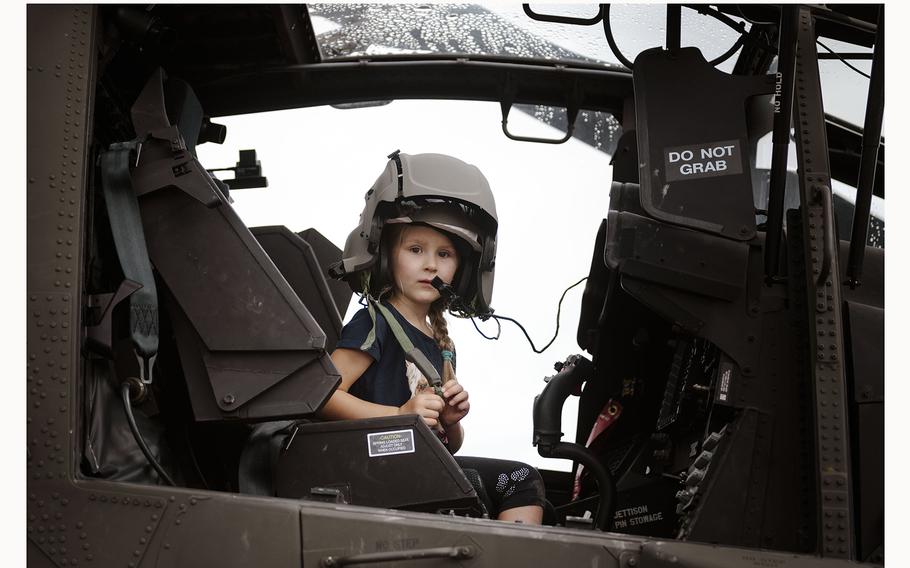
[385,205,482,252]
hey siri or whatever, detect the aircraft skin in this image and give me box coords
[26,4,882,567]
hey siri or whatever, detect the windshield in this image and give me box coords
[816,37,876,129]
[310,4,747,72]
[310,4,874,128]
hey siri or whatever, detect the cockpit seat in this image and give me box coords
[576,181,647,353]
[251,226,352,353]
[86,68,350,490]
[129,68,341,422]
[576,129,646,353]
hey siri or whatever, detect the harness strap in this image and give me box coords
[363,300,444,394]
[101,141,159,384]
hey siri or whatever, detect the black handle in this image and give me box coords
[522,4,604,26]
[814,185,837,288]
[544,442,616,531]
[322,545,475,567]
[532,356,616,530]
[533,356,591,444]
[500,98,580,145]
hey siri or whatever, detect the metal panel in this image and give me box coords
[139,188,325,352]
[633,47,774,241]
[276,415,478,511]
[252,226,344,351]
[605,210,750,301]
[27,3,94,562]
[26,6,170,567]
[298,227,353,321]
[299,501,637,567]
[845,302,884,403]
[150,493,302,567]
[852,404,883,562]
[792,7,855,558]
[294,499,871,568]
[640,540,868,568]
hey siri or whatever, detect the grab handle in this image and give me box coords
[522,4,604,26]
[813,185,836,288]
[500,100,580,145]
[322,545,475,567]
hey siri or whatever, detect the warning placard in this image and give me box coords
[715,361,734,405]
[367,429,416,457]
[664,139,743,182]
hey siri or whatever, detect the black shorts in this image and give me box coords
[454,456,546,514]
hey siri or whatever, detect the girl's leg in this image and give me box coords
[454,456,546,525]
[497,504,543,524]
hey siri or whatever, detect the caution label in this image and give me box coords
[664,139,743,182]
[367,429,416,457]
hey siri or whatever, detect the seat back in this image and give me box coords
[130,68,340,421]
[252,226,351,353]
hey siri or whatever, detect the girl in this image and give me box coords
[323,152,546,524]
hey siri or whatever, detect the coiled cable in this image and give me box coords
[121,381,176,486]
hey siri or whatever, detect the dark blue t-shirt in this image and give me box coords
[335,302,454,407]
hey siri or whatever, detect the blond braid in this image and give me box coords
[428,298,457,385]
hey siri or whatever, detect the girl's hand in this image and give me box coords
[399,392,445,427]
[440,379,470,427]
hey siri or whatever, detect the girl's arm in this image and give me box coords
[443,422,464,453]
[319,348,445,427]
[318,348,397,420]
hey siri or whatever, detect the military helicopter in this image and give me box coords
[26,4,884,567]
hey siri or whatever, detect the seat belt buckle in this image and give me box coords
[136,351,157,385]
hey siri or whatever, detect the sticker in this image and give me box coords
[773,72,785,114]
[367,429,416,457]
[715,362,734,404]
[375,538,419,552]
[664,139,743,182]
[613,504,664,529]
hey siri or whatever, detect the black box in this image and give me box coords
[276,415,479,513]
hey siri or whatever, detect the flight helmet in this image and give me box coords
[332,151,498,316]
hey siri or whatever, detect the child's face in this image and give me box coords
[390,224,459,307]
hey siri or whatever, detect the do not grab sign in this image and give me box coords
[663,139,743,182]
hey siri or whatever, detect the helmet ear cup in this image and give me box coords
[371,220,404,298]
[454,249,475,301]
[475,236,496,313]
[371,240,392,297]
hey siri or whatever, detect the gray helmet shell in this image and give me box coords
[336,152,498,315]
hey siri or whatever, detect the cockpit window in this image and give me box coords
[817,37,876,129]
[310,5,876,130]
[309,4,747,73]
[308,3,753,157]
